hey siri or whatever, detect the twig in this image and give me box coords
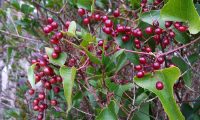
[72,107,94,116]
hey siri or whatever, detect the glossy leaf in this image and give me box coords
[77,0,93,10]
[96,101,118,120]
[134,67,185,120]
[171,56,192,86]
[161,0,200,34]
[80,33,96,47]
[82,47,101,64]
[67,21,76,37]
[60,66,77,113]
[27,63,37,89]
[45,47,67,66]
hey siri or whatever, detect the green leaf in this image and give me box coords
[161,0,200,34]
[27,63,37,89]
[132,103,150,120]
[129,0,140,8]
[91,0,95,13]
[82,47,101,64]
[80,33,96,47]
[134,67,185,120]
[7,47,13,64]
[66,21,76,37]
[21,4,34,15]
[77,0,93,10]
[60,66,77,113]
[45,47,67,66]
[10,0,20,10]
[171,56,192,86]
[96,101,118,120]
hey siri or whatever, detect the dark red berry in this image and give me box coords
[136,30,143,37]
[122,35,130,42]
[134,65,142,71]
[37,114,43,120]
[43,27,50,34]
[134,38,140,44]
[113,9,120,17]
[28,89,35,95]
[139,57,146,64]
[44,81,52,89]
[47,25,53,32]
[153,62,160,70]
[43,66,53,75]
[135,44,141,49]
[83,18,90,25]
[178,26,187,32]
[38,92,45,100]
[136,71,144,78]
[51,22,58,29]
[35,75,41,83]
[50,38,59,44]
[154,28,163,34]
[52,52,59,59]
[33,105,39,111]
[156,81,164,90]
[169,31,175,38]
[145,47,152,53]
[33,99,40,105]
[39,59,47,66]
[157,57,164,64]
[50,77,57,84]
[103,26,112,34]
[56,76,63,82]
[47,18,54,24]
[54,46,61,53]
[56,32,63,39]
[104,19,113,27]
[53,86,60,93]
[65,21,71,29]
[165,21,173,28]
[116,25,125,33]
[97,50,102,55]
[174,22,181,29]
[78,8,85,16]
[145,27,153,34]
[51,100,58,106]
[102,15,108,22]
[94,14,101,21]
[98,40,104,46]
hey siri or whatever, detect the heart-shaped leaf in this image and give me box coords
[133,67,185,120]
[161,0,200,34]
[60,66,77,113]
[45,47,67,66]
[27,63,37,89]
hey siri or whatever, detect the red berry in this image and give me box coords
[136,30,143,37]
[163,38,170,46]
[113,9,120,17]
[54,46,61,53]
[134,38,140,44]
[51,100,58,106]
[47,25,53,32]
[35,75,41,83]
[28,89,35,95]
[103,26,112,34]
[98,40,104,46]
[156,81,164,90]
[43,66,53,75]
[154,28,163,34]
[65,21,71,29]
[50,77,57,84]
[157,57,164,64]
[83,18,90,25]
[169,31,175,38]
[50,38,59,44]
[33,99,40,105]
[52,52,59,59]
[178,26,187,32]
[145,47,152,53]
[134,65,142,71]
[136,71,144,78]
[145,27,153,34]
[51,22,58,29]
[39,104,45,110]
[102,15,108,22]
[125,26,131,32]
[53,86,60,93]
[104,19,113,27]
[94,14,101,21]
[38,92,45,100]
[135,44,141,49]
[78,8,85,16]
[44,81,52,89]
[122,35,130,42]
[174,22,181,29]
[33,105,39,111]
[47,18,53,24]
[37,114,43,120]
[116,25,125,33]
[153,62,160,70]
[139,57,146,64]
[165,21,173,28]
[97,50,102,55]
[153,34,160,42]
[39,59,47,66]
[56,76,63,82]
[56,32,63,40]
[43,27,50,34]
